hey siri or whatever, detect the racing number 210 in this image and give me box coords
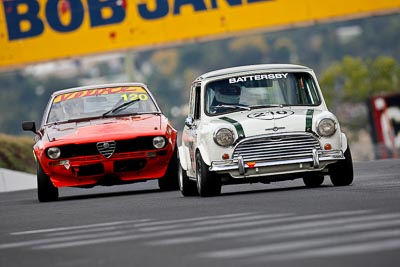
[121,93,148,101]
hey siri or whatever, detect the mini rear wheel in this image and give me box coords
[179,164,198,196]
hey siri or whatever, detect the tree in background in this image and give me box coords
[320,56,400,159]
[321,56,400,108]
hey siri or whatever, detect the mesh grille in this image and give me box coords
[58,137,158,158]
[233,133,320,162]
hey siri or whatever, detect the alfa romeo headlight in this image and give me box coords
[317,118,337,137]
[47,147,61,159]
[153,136,166,149]
[214,128,234,147]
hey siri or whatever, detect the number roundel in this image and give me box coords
[121,93,149,101]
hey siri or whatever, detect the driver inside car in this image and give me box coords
[210,84,242,113]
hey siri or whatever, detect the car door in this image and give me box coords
[182,84,201,177]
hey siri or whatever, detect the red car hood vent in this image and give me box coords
[96,141,116,158]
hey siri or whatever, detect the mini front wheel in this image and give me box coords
[329,146,354,186]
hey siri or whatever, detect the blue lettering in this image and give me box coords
[3,0,44,41]
[46,0,84,32]
[137,0,169,20]
[88,0,125,27]
[211,0,242,9]
[173,0,207,15]
[2,0,274,41]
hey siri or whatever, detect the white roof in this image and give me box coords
[195,64,312,82]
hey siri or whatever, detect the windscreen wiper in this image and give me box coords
[102,99,140,117]
[214,104,251,111]
[250,104,284,110]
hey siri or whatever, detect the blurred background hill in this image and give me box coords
[1,13,399,173]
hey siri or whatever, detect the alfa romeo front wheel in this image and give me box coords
[37,161,59,202]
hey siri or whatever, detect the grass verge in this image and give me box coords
[0,133,36,174]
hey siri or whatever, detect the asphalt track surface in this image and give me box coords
[1,159,400,267]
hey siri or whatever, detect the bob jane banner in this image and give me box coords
[1,0,399,68]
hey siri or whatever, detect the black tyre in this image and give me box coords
[179,164,198,196]
[329,145,354,186]
[196,151,221,197]
[158,146,179,191]
[303,175,325,188]
[37,161,58,202]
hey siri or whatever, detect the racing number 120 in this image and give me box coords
[121,93,148,101]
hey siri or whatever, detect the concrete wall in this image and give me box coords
[0,168,36,192]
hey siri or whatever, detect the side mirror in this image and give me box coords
[184,117,194,128]
[22,121,37,133]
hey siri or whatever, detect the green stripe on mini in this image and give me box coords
[306,109,314,132]
[219,117,245,138]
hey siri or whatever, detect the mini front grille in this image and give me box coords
[233,133,321,162]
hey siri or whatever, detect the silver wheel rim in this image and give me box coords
[196,158,202,193]
[178,166,183,192]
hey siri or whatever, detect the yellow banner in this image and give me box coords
[1,0,399,68]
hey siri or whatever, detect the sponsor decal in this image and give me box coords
[53,86,147,103]
[247,110,294,120]
[229,73,288,84]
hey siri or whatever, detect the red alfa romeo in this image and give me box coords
[22,83,179,202]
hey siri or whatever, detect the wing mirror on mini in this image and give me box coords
[185,117,194,128]
[22,121,37,133]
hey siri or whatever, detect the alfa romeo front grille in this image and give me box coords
[58,137,160,158]
[96,141,116,158]
[233,133,320,162]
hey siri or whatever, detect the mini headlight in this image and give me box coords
[214,128,234,147]
[47,147,61,159]
[317,118,337,137]
[153,136,166,149]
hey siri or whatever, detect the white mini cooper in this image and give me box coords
[178,64,353,197]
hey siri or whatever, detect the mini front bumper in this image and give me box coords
[210,149,344,178]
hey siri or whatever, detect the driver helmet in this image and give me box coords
[215,85,241,105]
